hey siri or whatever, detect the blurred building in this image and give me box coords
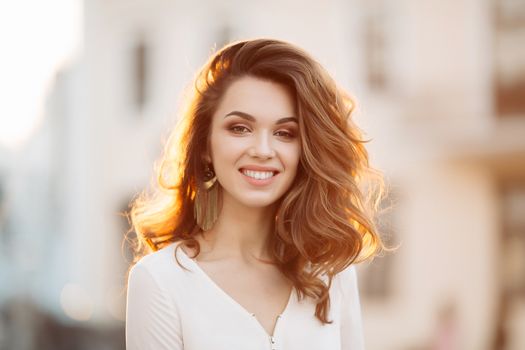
[0,0,523,349]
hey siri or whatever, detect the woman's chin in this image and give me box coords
[234,195,280,209]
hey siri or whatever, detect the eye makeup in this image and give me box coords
[226,122,297,139]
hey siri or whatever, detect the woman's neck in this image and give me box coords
[195,195,277,264]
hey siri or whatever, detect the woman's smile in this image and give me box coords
[239,168,281,186]
[208,76,301,208]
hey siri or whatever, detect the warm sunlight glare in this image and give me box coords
[0,0,82,150]
[60,283,94,321]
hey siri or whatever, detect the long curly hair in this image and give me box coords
[126,38,389,325]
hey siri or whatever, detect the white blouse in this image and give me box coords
[126,242,365,350]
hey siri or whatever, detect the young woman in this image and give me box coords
[125,38,386,350]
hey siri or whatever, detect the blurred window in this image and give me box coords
[359,191,398,300]
[501,180,525,297]
[496,179,525,348]
[133,38,148,111]
[493,0,525,117]
[363,0,388,91]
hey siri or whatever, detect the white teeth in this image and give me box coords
[241,169,275,180]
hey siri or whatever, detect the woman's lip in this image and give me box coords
[239,166,280,173]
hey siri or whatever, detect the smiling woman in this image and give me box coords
[125,38,388,350]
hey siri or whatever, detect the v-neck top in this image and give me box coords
[125,241,365,350]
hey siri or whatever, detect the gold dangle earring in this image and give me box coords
[194,163,221,231]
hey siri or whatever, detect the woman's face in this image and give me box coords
[207,75,301,209]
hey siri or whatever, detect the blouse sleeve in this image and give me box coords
[126,263,183,350]
[339,265,365,350]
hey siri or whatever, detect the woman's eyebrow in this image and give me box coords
[224,110,298,124]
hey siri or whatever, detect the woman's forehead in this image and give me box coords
[213,76,297,123]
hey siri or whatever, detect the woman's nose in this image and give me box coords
[248,133,276,159]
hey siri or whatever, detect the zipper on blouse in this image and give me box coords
[269,315,281,350]
[251,313,282,350]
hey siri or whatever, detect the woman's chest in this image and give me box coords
[177,287,342,350]
[197,260,294,336]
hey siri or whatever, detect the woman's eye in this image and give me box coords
[230,125,250,134]
[275,130,295,138]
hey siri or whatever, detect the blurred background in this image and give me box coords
[0,0,524,349]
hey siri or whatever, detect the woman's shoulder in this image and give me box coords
[133,241,175,267]
[334,264,359,297]
[130,241,193,285]
[337,264,357,278]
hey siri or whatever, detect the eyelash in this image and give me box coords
[228,125,296,139]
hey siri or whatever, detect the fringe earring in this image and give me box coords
[194,163,220,231]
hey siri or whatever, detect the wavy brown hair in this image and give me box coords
[126,38,389,325]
